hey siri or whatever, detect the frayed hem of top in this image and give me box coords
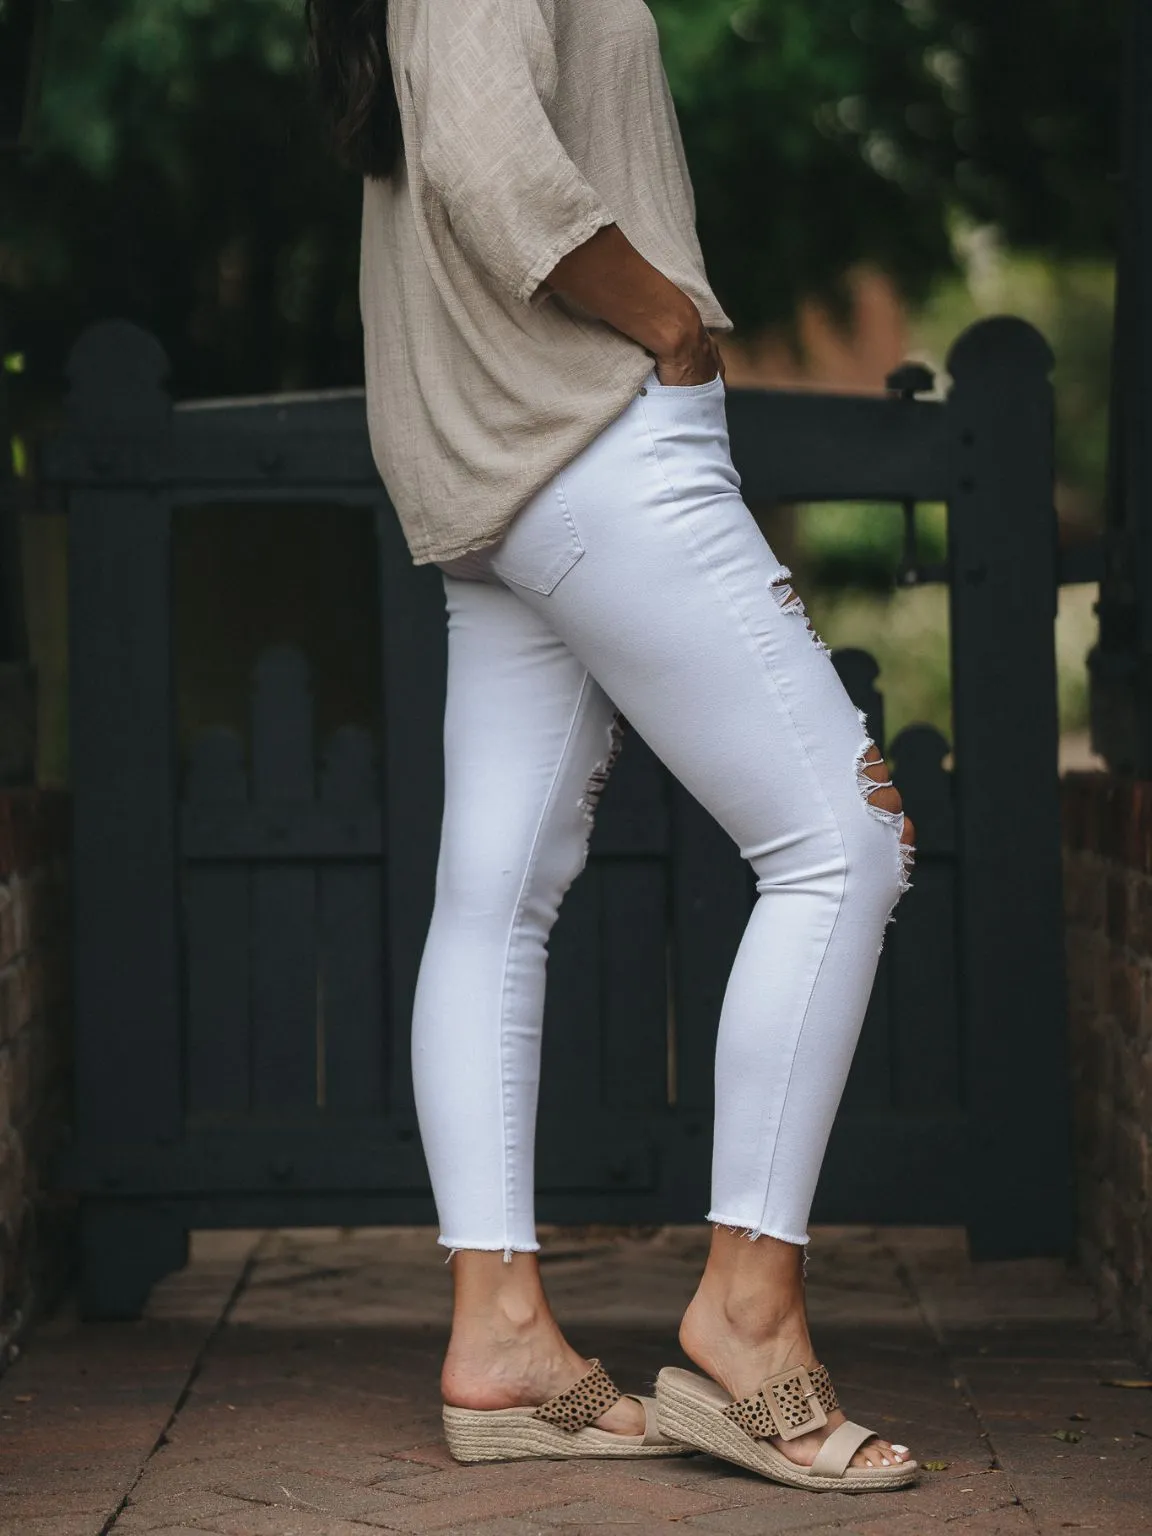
[413,532,505,568]
[707,1215,810,1247]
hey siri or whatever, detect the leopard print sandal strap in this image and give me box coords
[533,1358,623,1433]
[720,1363,841,1444]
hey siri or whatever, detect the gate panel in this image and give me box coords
[47,316,1076,1315]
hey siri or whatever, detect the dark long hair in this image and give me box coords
[305,0,402,179]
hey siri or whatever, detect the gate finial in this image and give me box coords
[64,319,171,427]
[946,315,1055,380]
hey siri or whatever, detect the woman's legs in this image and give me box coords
[462,376,914,1464]
[414,572,623,1253]
[487,380,912,1246]
[414,573,641,1431]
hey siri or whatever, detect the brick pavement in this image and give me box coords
[0,1226,1149,1535]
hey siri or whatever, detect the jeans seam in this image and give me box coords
[493,669,595,1256]
[635,398,687,504]
[553,473,580,544]
[644,445,849,1233]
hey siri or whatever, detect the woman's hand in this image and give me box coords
[653,316,725,387]
[545,225,725,385]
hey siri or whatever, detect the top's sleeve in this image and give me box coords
[406,0,616,305]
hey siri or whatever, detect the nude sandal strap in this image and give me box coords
[633,1394,669,1447]
[810,1420,877,1478]
[534,1358,623,1433]
[721,1362,841,1443]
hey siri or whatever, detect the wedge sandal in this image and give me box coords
[656,1364,917,1492]
[443,1357,687,1463]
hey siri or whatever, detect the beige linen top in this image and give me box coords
[359,0,732,566]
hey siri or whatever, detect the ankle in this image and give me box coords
[450,1252,551,1329]
[683,1292,806,1356]
[456,1298,551,1349]
[692,1265,805,1332]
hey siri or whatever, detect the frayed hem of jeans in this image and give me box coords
[707,1215,810,1248]
[437,1239,541,1264]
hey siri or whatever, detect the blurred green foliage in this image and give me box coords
[796,501,948,591]
[4,0,361,401]
[653,0,1122,331]
[914,248,1115,529]
[1,1,1119,777]
[0,0,1123,406]
[799,580,1097,746]
[793,249,1115,597]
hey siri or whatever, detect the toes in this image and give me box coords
[855,1437,907,1469]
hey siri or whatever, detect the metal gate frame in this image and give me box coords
[45,315,1077,1317]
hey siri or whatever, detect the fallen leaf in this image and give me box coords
[1054,1430,1083,1444]
[922,1460,950,1471]
[1100,1379,1152,1390]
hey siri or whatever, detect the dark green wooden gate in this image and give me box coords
[45,316,1077,1318]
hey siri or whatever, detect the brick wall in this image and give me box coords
[0,791,72,1371]
[1063,773,1152,1365]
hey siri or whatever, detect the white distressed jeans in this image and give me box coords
[415,372,911,1256]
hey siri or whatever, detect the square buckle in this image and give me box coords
[762,1366,828,1442]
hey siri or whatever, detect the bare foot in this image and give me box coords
[679,1230,912,1471]
[442,1252,645,1437]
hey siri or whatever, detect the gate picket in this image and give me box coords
[319,726,385,1113]
[833,647,896,1114]
[890,725,960,1112]
[601,859,670,1111]
[539,872,604,1134]
[250,647,319,1110]
[184,728,251,1115]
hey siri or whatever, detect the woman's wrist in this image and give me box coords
[543,224,711,372]
[648,295,707,365]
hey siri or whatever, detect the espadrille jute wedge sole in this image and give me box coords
[655,1367,917,1493]
[442,1358,687,1463]
[443,1403,686,1462]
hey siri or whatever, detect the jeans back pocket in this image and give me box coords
[488,480,585,595]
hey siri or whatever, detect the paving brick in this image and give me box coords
[1010,1467,1152,1532]
[0,1487,115,1519]
[528,1503,680,1530]
[112,1493,261,1534]
[573,1466,728,1518]
[269,1451,431,1487]
[390,1443,459,1472]
[122,1529,250,1536]
[432,1522,569,1536]
[0,1521,104,1536]
[148,1468,413,1526]
[362,1476,581,1532]
[196,1514,402,1536]
[680,1500,875,1535]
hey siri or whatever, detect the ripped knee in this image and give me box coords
[769,567,830,654]
[853,719,915,946]
[857,743,916,847]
